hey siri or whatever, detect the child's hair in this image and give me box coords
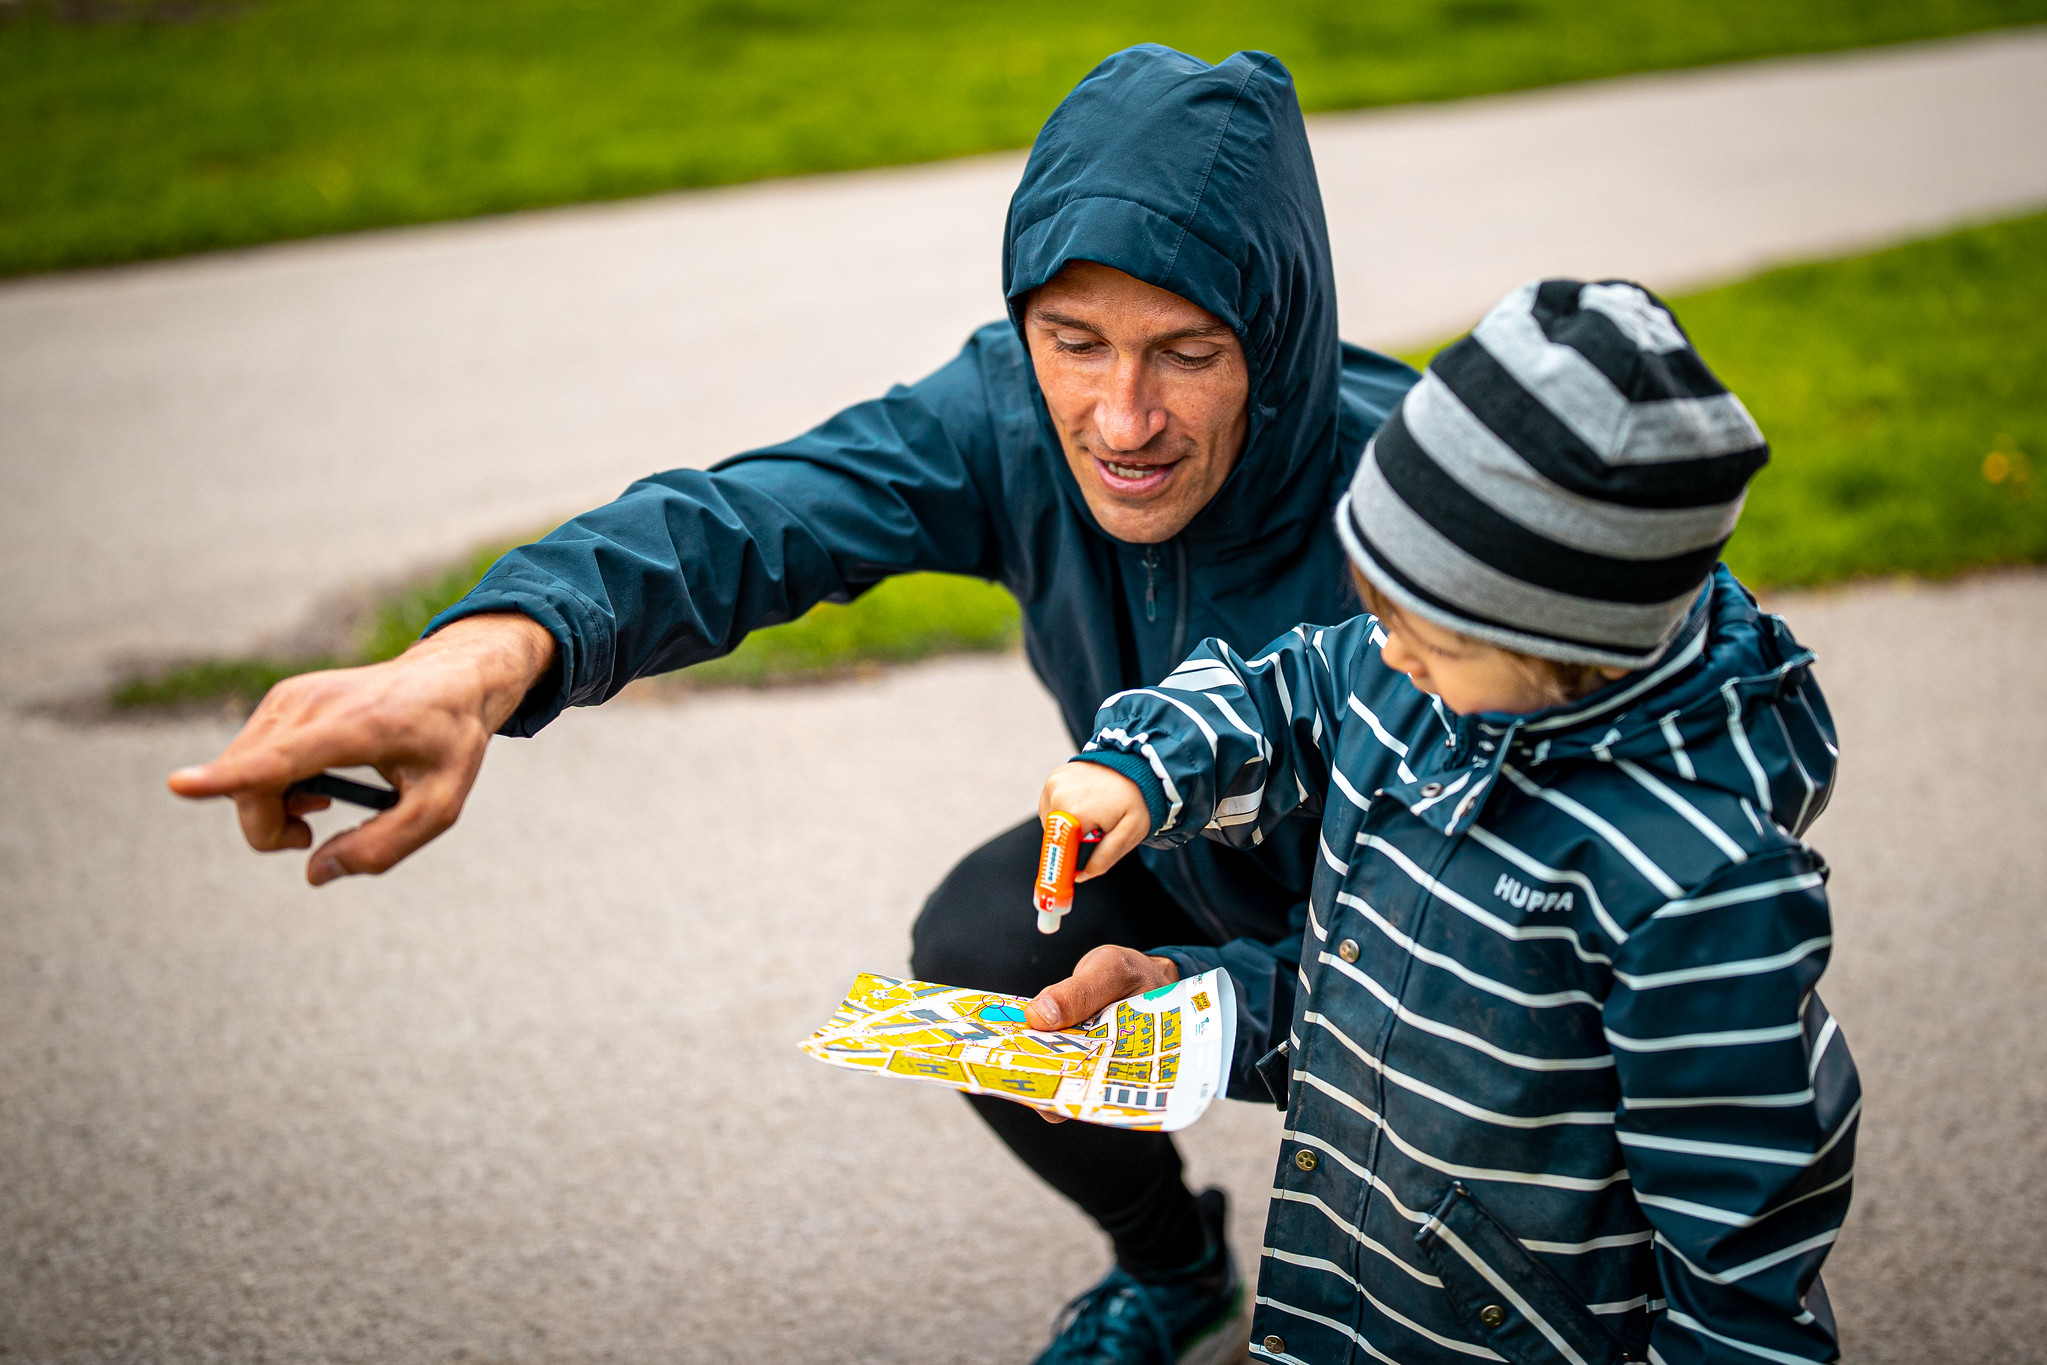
[1350,570,1614,708]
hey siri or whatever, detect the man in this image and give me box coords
[171,45,1417,1364]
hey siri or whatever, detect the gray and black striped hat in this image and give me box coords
[1336,278,1767,667]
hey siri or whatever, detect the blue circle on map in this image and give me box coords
[978,1004,1028,1023]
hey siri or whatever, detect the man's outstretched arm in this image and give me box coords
[434,341,1006,737]
[167,330,1009,883]
[166,613,555,885]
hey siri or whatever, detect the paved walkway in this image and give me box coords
[3,572,2044,1362]
[2,29,2044,695]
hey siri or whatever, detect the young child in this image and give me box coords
[1029,280,1858,1364]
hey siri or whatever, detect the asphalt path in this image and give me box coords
[2,29,2044,697]
[5,28,2047,1365]
[3,572,2045,1363]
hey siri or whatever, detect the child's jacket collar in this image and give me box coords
[1374,567,1828,839]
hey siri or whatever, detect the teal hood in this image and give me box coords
[1005,44,1353,561]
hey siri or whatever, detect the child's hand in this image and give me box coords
[1039,761,1151,885]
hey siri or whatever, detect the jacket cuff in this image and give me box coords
[1151,945,1224,982]
[423,567,610,737]
[1150,945,1251,1103]
[1152,934,1302,1108]
[1070,750,1168,833]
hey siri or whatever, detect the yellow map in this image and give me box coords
[799,968,1234,1131]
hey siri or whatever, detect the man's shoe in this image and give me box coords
[1033,1189,1248,1365]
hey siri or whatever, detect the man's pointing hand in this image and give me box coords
[165,613,555,886]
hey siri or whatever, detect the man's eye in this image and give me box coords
[1053,336,1103,354]
[1165,349,1221,368]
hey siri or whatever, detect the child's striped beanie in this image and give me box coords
[1336,278,1769,667]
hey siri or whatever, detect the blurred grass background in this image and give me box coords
[1392,213,2047,589]
[112,210,2046,711]
[6,0,2046,276]
[30,0,2036,707]
[1694,214,2043,587]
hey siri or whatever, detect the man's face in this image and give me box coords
[1025,262,1250,544]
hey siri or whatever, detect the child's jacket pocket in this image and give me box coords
[1414,1182,1638,1365]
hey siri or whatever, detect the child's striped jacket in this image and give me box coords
[1075,568,1858,1365]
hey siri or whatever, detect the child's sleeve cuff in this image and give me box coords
[1069,750,1168,834]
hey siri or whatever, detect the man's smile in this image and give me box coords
[1091,453,1181,496]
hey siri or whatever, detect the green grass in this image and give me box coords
[109,532,534,711]
[676,574,1021,689]
[109,544,1023,710]
[110,654,340,711]
[7,0,2045,277]
[1395,216,2047,588]
[108,211,2046,711]
[354,536,538,665]
[1691,214,2046,586]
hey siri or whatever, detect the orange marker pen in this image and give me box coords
[1035,810,1083,934]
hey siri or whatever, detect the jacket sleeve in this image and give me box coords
[1071,620,1370,846]
[425,342,1003,735]
[1071,620,1368,1099]
[1604,848,1859,1364]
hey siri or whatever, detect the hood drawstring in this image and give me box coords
[1143,546,1159,623]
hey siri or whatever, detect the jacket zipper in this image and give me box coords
[1171,538,1190,661]
[1139,540,1192,653]
[1139,537,1228,942]
[1161,537,1224,939]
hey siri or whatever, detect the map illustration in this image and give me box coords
[800,968,1236,1131]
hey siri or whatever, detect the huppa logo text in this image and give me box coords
[1494,874,1574,913]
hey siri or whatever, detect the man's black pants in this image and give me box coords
[909,816,1218,1276]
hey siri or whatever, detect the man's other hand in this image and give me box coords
[1025,944,1179,1031]
[165,613,555,886]
[1023,944,1179,1122]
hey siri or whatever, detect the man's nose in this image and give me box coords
[1094,359,1166,451]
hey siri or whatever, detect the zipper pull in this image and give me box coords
[1143,547,1159,623]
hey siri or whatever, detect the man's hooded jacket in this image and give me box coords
[431,45,1418,941]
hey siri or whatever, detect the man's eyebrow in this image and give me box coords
[1029,308,1234,344]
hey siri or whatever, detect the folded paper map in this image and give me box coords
[799,969,1235,1132]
